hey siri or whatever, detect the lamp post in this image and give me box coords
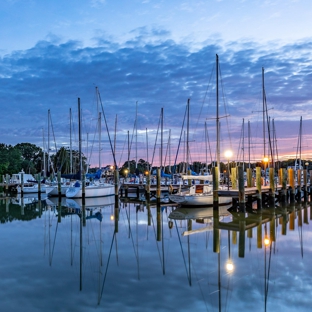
[224,150,233,190]
[263,157,269,186]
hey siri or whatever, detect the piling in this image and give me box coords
[145,173,150,201]
[280,168,287,206]
[238,166,245,212]
[256,167,262,210]
[269,168,275,207]
[257,217,262,248]
[212,167,219,210]
[82,173,86,204]
[156,168,161,204]
[288,168,295,203]
[57,171,61,198]
[246,168,252,187]
[37,174,41,200]
[231,167,237,189]
[296,169,301,203]
[21,171,24,197]
[303,169,307,202]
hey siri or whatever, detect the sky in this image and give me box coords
[1,0,312,168]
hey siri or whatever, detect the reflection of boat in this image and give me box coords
[65,196,115,209]
[169,205,231,220]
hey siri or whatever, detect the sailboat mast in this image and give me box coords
[242,118,245,171]
[98,112,101,169]
[70,108,73,174]
[248,120,251,169]
[205,122,208,173]
[78,98,82,175]
[135,101,138,169]
[262,67,266,159]
[216,54,220,168]
[186,99,190,172]
[160,107,164,171]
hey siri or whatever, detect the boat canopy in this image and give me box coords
[181,174,212,181]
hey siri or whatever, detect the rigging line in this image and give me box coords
[97,90,118,168]
[173,219,191,285]
[219,64,232,150]
[150,110,162,169]
[192,63,214,140]
[49,112,58,154]
[264,90,274,166]
[99,232,115,304]
[118,135,128,168]
[205,122,213,165]
[173,103,188,172]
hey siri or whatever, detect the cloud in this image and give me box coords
[1,32,312,165]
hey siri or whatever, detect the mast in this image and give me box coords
[135,101,138,169]
[98,112,101,169]
[216,54,220,169]
[242,118,245,171]
[70,108,73,174]
[160,107,164,170]
[262,67,266,160]
[42,128,46,177]
[78,98,82,175]
[146,128,149,172]
[248,120,251,169]
[205,122,208,173]
[186,99,190,172]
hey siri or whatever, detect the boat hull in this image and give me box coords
[65,184,115,198]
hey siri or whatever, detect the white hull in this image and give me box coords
[17,185,47,194]
[65,183,115,198]
[46,185,71,196]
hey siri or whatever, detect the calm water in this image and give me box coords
[1,194,312,312]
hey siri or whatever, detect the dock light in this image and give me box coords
[110,214,114,221]
[145,171,149,175]
[224,150,233,190]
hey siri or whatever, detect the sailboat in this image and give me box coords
[169,55,232,206]
[65,98,115,199]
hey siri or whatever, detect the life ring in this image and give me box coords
[168,220,174,229]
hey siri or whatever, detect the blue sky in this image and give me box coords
[1,0,312,167]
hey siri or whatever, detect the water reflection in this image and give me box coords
[0,195,312,311]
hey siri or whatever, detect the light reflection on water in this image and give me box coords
[1,194,312,312]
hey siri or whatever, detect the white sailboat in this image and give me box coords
[65,97,115,199]
[169,55,232,206]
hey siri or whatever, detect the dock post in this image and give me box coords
[21,171,24,197]
[156,168,161,205]
[114,169,119,202]
[296,169,301,203]
[257,216,263,248]
[303,169,307,202]
[288,168,295,203]
[37,174,41,200]
[269,168,275,207]
[231,167,237,189]
[212,167,219,210]
[256,167,262,210]
[145,172,150,201]
[238,166,245,212]
[309,170,312,201]
[57,171,61,199]
[82,173,86,205]
[246,168,253,208]
[5,174,9,196]
[280,168,287,206]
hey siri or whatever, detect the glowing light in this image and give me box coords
[224,150,233,159]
